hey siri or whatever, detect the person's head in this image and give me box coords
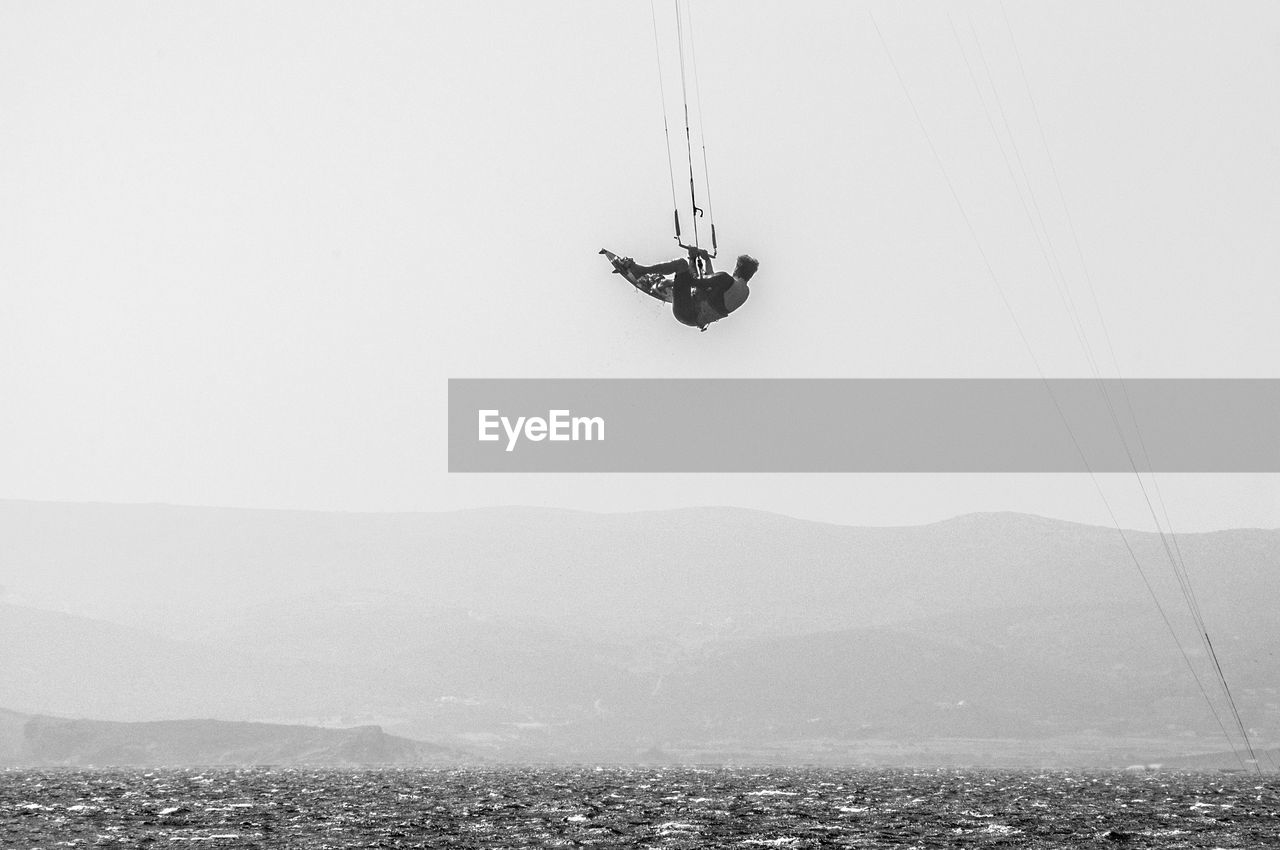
[733,254,759,282]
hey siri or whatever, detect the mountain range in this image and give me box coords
[2,501,1276,767]
[0,708,469,768]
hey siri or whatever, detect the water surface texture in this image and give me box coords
[3,767,1278,847]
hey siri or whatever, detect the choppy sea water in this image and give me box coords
[2,767,1278,848]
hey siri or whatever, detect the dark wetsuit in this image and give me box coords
[624,255,751,329]
[672,268,749,329]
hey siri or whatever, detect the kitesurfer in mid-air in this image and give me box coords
[615,249,759,330]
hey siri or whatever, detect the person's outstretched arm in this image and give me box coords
[686,246,713,275]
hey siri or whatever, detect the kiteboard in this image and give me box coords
[600,249,672,303]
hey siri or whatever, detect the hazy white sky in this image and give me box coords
[2,1,1277,529]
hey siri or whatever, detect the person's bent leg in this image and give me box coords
[670,268,700,327]
[631,257,690,277]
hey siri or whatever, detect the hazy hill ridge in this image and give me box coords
[0,708,471,767]
[2,502,1276,765]
[4,502,1275,638]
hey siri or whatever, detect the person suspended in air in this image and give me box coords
[600,247,758,331]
